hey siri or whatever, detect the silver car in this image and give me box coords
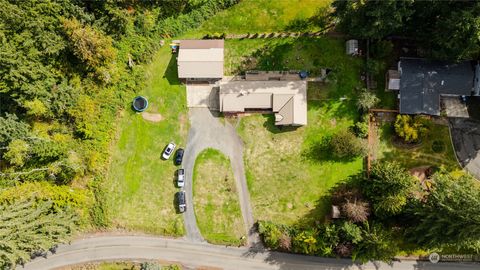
[177,168,185,187]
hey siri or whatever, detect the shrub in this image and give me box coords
[279,233,292,251]
[340,221,363,244]
[371,40,394,59]
[431,140,445,153]
[353,114,369,138]
[394,114,426,143]
[335,242,354,257]
[292,230,319,255]
[356,89,379,111]
[258,221,283,249]
[330,130,366,159]
[342,199,370,223]
[352,222,398,263]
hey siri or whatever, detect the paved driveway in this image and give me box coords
[182,108,259,246]
[186,84,219,110]
[449,117,480,178]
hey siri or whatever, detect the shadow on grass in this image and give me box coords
[284,6,332,32]
[261,114,300,134]
[164,54,180,86]
[302,136,361,163]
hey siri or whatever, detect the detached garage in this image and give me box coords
[177,40,224,81]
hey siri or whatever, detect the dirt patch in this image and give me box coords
[179,113,187,138]
[142,112,163,122]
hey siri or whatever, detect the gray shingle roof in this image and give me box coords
[399,58,475,115]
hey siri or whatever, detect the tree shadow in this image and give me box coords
[163,54,180,86]
[284,6,332,33]
[302,136,362,163]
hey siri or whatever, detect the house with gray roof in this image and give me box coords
[390,58,480,115]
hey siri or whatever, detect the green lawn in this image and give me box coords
[196,0,331,34]
[193,149,245,245]
[104,45,188,235]
[224,37,360,77]
[376,121,460,171]
[229,35,365,225]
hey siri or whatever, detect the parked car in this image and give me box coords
[162,142,176,159]
[174,148,184,165]
[177,191,186,213]
[177,168,185,187]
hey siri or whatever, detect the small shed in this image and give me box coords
[386,70,400,91]
[346,39,359,55]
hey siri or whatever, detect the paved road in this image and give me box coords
[183,108,258,245]
[20,235,480,270]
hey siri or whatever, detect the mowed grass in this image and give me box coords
[193,149,245,245]
[224,37,356,76]
[197,0,331,34]
[376,122,460,170]
[238,101,363,225]
[105,45,188,235]
[231,36,364,225]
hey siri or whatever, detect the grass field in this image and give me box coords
[376,121,460,170]
[104,45,188,235]
[193,149,245,245]
[224,37,358,77]
[197,0,331,34]
[229,34,365,225]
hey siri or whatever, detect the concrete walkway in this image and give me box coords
[182,108,259,246]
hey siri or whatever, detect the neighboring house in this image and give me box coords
[177,40,224,80]
[387,58,480,115]
[219,80,307,126]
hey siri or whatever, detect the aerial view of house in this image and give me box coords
[2,1,480,270]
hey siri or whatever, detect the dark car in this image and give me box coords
[174,148,184,165]
[177,191,186,213]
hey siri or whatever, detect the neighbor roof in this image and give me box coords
[399,58,474,115]
[219,80,307,126]
[177,40,224,79]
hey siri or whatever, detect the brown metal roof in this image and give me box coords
[180,39,224,49]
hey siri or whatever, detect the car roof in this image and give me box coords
[178,192,186,203]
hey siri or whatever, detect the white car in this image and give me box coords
[177,168,185,187]
[162,142,176,159]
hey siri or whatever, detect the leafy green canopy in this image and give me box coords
[0,0,238,186]
[332,0,480,60]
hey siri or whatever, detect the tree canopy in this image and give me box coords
[332,0,480,60]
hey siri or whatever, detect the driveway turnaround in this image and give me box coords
[182,108,258,245]
[449,117,480,178]
[20,235,480,270]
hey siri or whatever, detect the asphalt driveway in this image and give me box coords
[182,108,259,246]
[449,117,480,178]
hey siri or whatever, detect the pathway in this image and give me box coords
[182,108,259,246]
[20,235,480,270]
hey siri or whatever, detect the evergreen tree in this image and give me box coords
[407,173,480,249]
[0,199,78,268]
[365,162,417,217]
